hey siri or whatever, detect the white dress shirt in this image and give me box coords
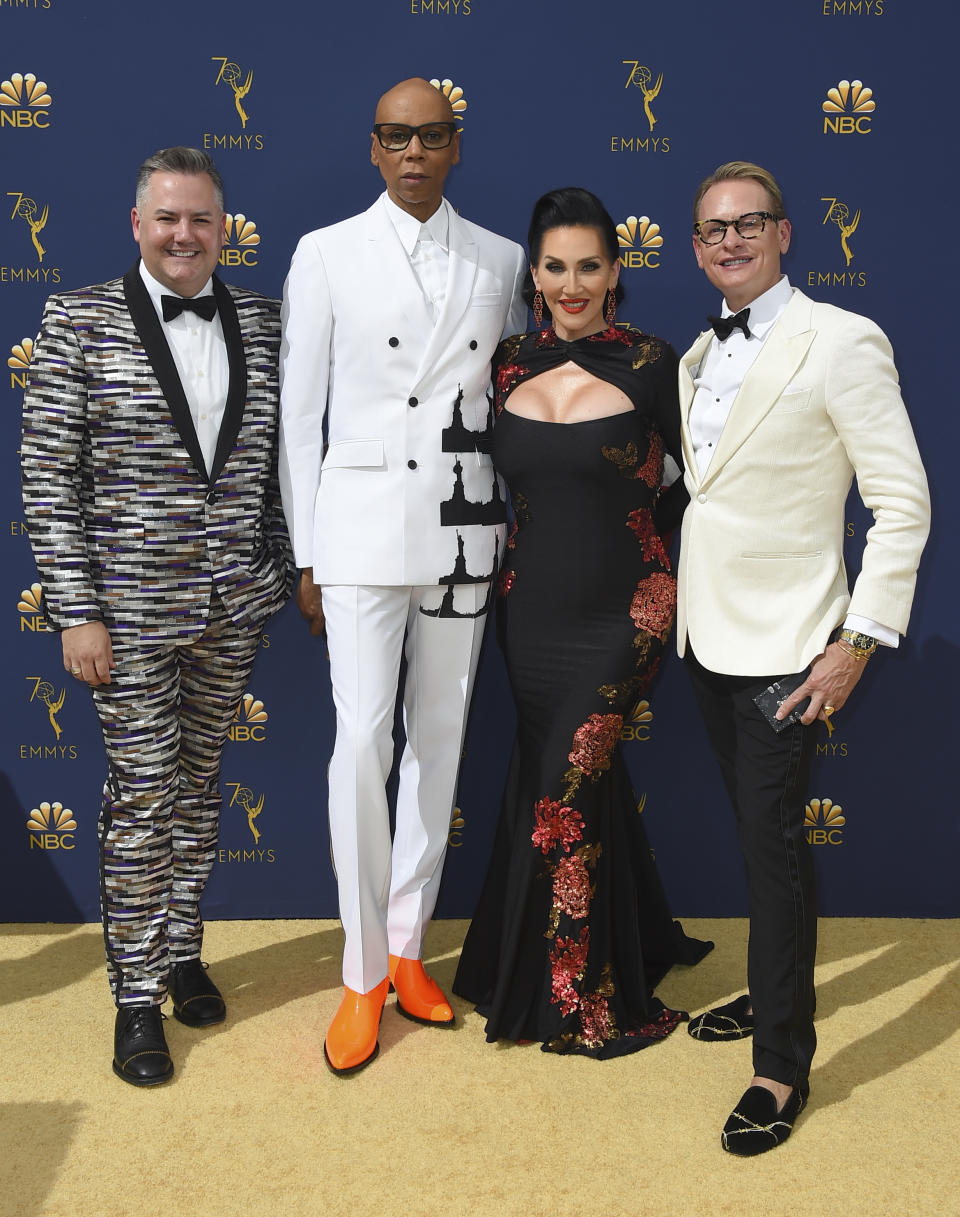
[140,262,228,477]
[690,275,895,646]
[383,194,450,322]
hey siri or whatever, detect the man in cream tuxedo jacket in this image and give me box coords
[279,78,525,1074]
[676,162,929,1154]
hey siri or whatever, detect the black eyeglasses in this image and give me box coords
[373,122,458,151]
[694,211,783,245]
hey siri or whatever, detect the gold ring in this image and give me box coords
[70,667,81,675]
[823,704,836,715]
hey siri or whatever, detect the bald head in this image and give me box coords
[370,76,461,221]
[374,77,454,125]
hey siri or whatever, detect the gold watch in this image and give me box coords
[838,628,878,660]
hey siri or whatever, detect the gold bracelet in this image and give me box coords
[836,639,869,661]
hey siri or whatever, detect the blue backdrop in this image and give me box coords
[1,0,955,922]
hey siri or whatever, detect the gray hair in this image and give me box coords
[135,146,224,211]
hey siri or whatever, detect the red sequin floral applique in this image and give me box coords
[568,712,624,777]
[578,966,618,1048]
[495,363,527,414]
[552,853,594,920]
[535,328,558,350]
[497,568,516,597]
[630,572,676,636]
[532,797,585,855]
[588,324,634,346]
[636,431,665,488]
[626,508,670,568]
[549,927,590,1016]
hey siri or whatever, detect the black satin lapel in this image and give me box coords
[122,264,208,482]
[208,276,248,486]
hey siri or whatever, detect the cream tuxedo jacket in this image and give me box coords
[677,288,930,676]
[278,194,526,586]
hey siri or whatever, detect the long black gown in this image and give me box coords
[453,324,712,1059]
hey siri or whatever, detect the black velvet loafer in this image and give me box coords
[170,960,226,1027]
[113,1006,174,1087]
[721,1085,808,1156]
[687,994,755,1041]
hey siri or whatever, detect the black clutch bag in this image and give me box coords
[752,670,810,733]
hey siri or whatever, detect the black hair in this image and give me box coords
[522,186,624,310]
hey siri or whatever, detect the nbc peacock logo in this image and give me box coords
[27,800,76,850]
[0,72,52,129]
[822,79,875,134]
[617,216,663,270]
[805,796,845,845]
[448,805,465,848]
[8,336,33,389]
[228,693,267,742]
[219,213,260,269]
[429,78,466,123]
[18,581,50,632]
[620,698,653,742]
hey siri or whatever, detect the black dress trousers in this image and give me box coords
[685,649,818,1089]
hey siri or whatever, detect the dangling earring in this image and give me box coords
[533,289,544,330]
[605,288,617,326]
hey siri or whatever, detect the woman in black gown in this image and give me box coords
[453,188,711,1058]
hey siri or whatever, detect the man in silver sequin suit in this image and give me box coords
[21,147,294,1086]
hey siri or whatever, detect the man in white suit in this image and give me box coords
[676,162,929,1153]
[279,77,525,1074]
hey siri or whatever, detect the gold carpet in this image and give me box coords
[1,917,957,1217]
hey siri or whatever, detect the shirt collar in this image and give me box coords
[139,260,215,319]
[382,192,450,256]
[722,275,792,331]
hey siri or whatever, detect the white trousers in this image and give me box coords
[321,583,489,993]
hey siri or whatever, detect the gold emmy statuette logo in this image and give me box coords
[227,782,265,843]
[9,336,33,389]
[228,692,267,742]
[219,214,260,269]
[7,192,49,262]
[26,674,64,739]
[0,72,52,128]
[18,581,50,632]
[623,62,662,132]
[621,698,653,742]
[212,58,252,128]
[805,796,845,845]
[822,79,875,134]
[448,805,465,848]
[617,216,663,270]
[27,800,76,850]
[821,197,860,266]
[429,78,466,122]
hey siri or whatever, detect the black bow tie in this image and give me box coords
[161,294,218,323]
[708,308,751,341]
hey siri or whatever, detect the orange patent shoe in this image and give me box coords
[388,955,455,1026]
[323,978,390,1076]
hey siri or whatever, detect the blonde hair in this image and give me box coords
[692,161,785,226]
